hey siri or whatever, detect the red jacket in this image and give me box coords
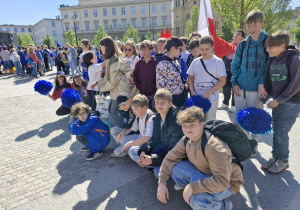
[133,56,157,96]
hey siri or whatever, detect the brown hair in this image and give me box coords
[71,102,92,116]
[189,31,201,40]
[152,41,159,54]
[81,39,92,51]
[140,40,153,50]
[199,36,214,47]
[131,94,149,108]
[125,40,138,56]
[189,38,200,50]
[235,29,246,38]
[246,10,264,24]
[265,30,290,49]
[115,40,124,52]
[154,88,172,103]
[100,36,123,60]
[157,38,167,44]
[73,75,87,89]
[180,37,188,45]
[176,106,205,125]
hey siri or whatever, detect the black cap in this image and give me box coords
[117,92,130,106]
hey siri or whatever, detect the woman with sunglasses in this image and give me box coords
[124,40,140,98]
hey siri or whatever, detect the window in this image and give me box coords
[14,28,18,32]
[103,9,107,16]
[28,28,32,32]
[66,24,69,31]
[113,21,117,29]
[163,18,167,26]
[152,18,156,26]
[75,24,79,31]
[142,19,146,27]
[52,21,56,27]
[152,4,156,13]
[0,27,2,31]
[178,0,180,6]
[86,23,89,30]
[94,9,98,17]
[121,7,125,15]
[112,8,116,16]
[132,20,136,28]
[162,4,166,12]
[122,21,127,28]
[74,11,78,18]
[64,13,68,19]
[84,10,88,18]
[142,5,146,14]
[6,27,10,32]
[104,22,108,30]
[194,1,196,4]
[95,22,99,30]
[131,6,135,14]
[21,28,25,33]
[53,30,57,36]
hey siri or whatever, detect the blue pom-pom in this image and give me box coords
[34,80,53,95]
[183,95,212,113]
[236,107,273,135]
[61,89,81,108]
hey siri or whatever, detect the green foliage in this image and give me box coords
[217,19,235,42]
[121,26,140,43]
[65,30,79,46]
[42,34,54,46]
[17,33,34,47]
[184,5,200,38]
[294,16,300,42]
[145,31,153,41]
[92,25,108,46]
[156,26,168,38]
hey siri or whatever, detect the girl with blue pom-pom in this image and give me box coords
[47,71,75,123]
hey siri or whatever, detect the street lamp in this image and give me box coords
[71,15,78,46]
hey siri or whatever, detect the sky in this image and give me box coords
[0,0,299,26]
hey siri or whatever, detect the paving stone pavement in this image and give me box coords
[0,69,299,210]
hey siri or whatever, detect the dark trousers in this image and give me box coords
[222,71,235,106]
[57,61,66,73]
[37,63,43,76]
[44,57,49,70]
[56,105,70,116]
[172,91,186,108]
[86,90,98,111]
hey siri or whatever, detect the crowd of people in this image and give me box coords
[1,10,300,210]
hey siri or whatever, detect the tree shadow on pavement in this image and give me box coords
[15,117,72,147]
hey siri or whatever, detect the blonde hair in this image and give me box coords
[176,106,205,125]
[28,46,35,54]
[154,88,172,103]
[131,94,149,108]
[125,40,138,56]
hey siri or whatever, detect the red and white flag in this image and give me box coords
[197,0,236,57]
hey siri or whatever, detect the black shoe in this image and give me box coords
[147,168,154,174]
[86,152,103,161]
[81,147,89,152]
[250,139,258,158]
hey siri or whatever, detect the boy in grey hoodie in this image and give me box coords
[260,31,300,174]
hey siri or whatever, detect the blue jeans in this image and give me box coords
[272,103,300,162]
[30,63,38,78]
[14,61,24,75]
[48,58,53,70]
[69,59,81,76]
[3,60,12,70]
[64,63,70,75]
[171,160,232,210]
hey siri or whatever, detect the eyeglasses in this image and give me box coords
[125,48,132,52]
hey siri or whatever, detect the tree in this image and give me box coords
[145,31,153,41]
[217,19,235,42]
[17,33,34,47]
[184,5,200,38]
[92,25,108,46]
[294,16,300,42]
[121,26,140,43]
[42,33,54,46]
[156,26,167,38]
[65,30,79,46]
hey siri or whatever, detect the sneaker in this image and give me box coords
[226,199,233,210]
[110,152,117,158]
[249,139,258,158]
[218,103,228,110]
[229,106,236,113]
[261,157,277,170]
[174,183,184,191]
[113,146,128,158]
[81,147,89,152]
[86,152,103,161]
[267,160,289,174]
[68,115,75,124]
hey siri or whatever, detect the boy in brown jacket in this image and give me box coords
[157,106,244,209]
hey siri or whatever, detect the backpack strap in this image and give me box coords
[240,39,247,61]
[183,130,211,156]
[200,58,219,81]
[286,53,297,78]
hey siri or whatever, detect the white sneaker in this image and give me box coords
[68,114,75,123]
[218,103,228,110]
[229,106,236,113]
[174,183,184,191]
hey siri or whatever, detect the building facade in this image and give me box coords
[59,0,172,42]
[173,0,222,37]
[0,24,34,43]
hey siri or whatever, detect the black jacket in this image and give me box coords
[119,107,139,134]
[138,106,183,166]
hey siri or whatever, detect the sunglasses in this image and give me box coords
[125,48,132,51]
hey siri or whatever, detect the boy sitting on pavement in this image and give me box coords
[114,94,155,159]
[110,92,139,158]
[260,30,300,174]
[157,106,243,209]
[137,89,184,177]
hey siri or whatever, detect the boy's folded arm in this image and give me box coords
[129,136,151,147]
[68,117,98,135]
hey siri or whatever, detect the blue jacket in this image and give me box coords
[69,115,110,154]
[231,30,268,91]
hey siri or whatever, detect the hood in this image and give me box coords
[275,48,300,61]
[247,30,268,46]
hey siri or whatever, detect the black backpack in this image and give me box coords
[184,120,251,169]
